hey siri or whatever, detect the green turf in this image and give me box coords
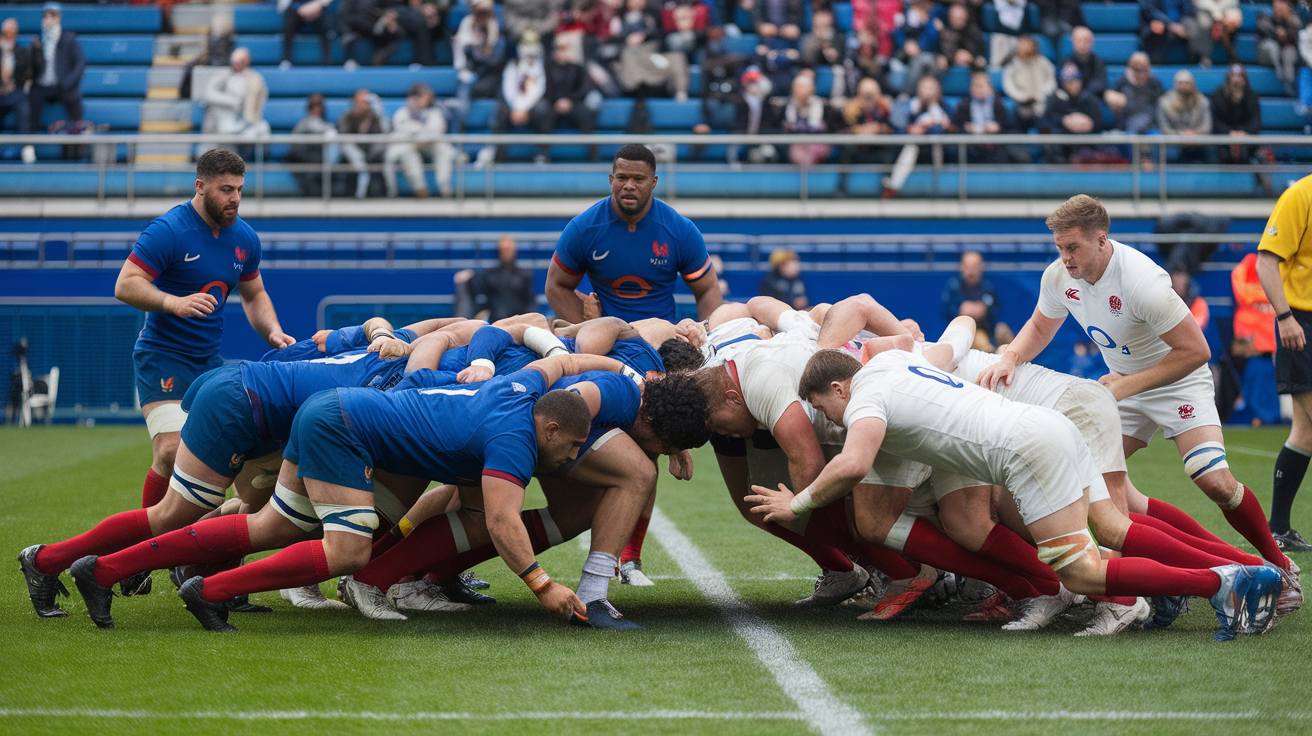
[0,425,1308,735]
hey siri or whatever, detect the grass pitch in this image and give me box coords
[0,424,1309,736]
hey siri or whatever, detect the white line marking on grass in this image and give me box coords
[0,709,803,722]
[1229,445,1281,459]
[2,709,1306,723]
[647,507,875,736]
[575,529,591,552]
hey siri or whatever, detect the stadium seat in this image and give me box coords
[1080,3,1141,33]
[981,3,1042,34]
[79,67,149,97]
[80,36,156,65]
[238,35,454,67]
[834,2,854,32]
[721,34,761,56]
[39,98,141,130]
[1238,3,1264,32]
[233,4,283,34]
[1058,33,1140,64]
[259,66,458,97]
[1106,65,1284,96]
[8,5,161,33]
[647,100,703,129]
[1260,99,1303,130]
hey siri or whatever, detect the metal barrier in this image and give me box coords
[1,132,1309,205]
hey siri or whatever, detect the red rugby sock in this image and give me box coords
[1221,486,1288,569]
[977,524,1062,595]
[1146,497,1227,545]
[902,518,1043,600]
[770,519,856,573]
[798,502,924,578]
[92,514,251,587]
[621,514,650,564]
[1104,557,1221,598]
[141,468,169,508]
[35,508,153,575]
[201,540,329,602]
[1120,522,1234,570]
[1128,513,1264,565]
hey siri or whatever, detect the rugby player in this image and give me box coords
[752,349,1283,642]
[977,195,1293,574]
[545,144,722,322]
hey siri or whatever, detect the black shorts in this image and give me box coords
[1276,308,1312,394]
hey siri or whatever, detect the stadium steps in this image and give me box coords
[172,4,230,36]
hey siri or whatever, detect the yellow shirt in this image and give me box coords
[1259,174,1312,312]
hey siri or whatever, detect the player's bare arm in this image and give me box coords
[977,307,1065,390]
[685,263,724,319]
[237,274,294,348]
[747,417,885,524]
[527,354,629,386]
[545,259,587,322]
[1100,314,1210,401]
[482,474,585,619]
[772,402,828,493]
[1257,250,1306,351]
[114,258,217,319]
[816,294,911,349]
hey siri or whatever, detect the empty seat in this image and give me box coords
[1081,3,1141,32]
[39,98,141,129]
[259,66,458,97]
[8,5,161,33]
[233,5,283,34]
[80,36,156,65]
[80,67,149,97]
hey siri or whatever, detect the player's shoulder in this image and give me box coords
[230,216,261,245]
[650,198,698,232]
[1040,257,1070,285]
[142,202,191,238]
[1112,241,1169,290]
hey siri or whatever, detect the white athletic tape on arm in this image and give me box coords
[170,468,228,510]
[312,502,379,537]
[271,483,321,532]
[790,489,817,515]
[523,326,569,357]
[1182,441,1228,482]
[145,402,187,437]
[470,358,496,375]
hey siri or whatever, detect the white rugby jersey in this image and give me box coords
[844,350,1040,480]
[954,349,1075,409]
[728,337,819,432]
[701,317,768,365]
[1036,240,1192,375]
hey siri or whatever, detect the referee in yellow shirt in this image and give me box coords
[1257,173,1312,551]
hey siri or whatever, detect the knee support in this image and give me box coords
[1183,441,1228,481]
[272,483,321,532]
[1036,530,1096,571]
[171,468,227,510]
[313,502,379,538]
[146,402,187,438]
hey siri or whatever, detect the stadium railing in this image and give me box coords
[0,132,1308,204]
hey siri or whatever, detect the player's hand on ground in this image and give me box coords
[166,292,218,319]
[746,483,797,524]
[374,338,412,360]
[668,450,694,481]
[267,331,296,349]
[976,358,1015,391]
[457,365,493,383]
[311,329,331,351]
[535,581,586,620]
[1279,316,1306,352]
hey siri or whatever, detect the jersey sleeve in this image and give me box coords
[1130,269,1193,336]
[481,431,537,487]
[325,325,368,355]
[580,371,642,427]
[552,217,587,277]
[239,231,262,282]
[738,355,805,432]
[1035,261,1071,320]
[127,217,176,279]
[843,372,890,427]
[1258,182,1312,262]
[678,217,713,281]
[466,325,517,368]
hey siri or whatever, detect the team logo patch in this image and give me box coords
[229,453,245,469]
[611,275,653,299]
[590,249,610,261]
[161,376,174,392]
[1269,226,1279,237]
[511,382,526,393]
[1065,288,1080,301]
[1109,295,1122,316]
[1178,404,1195,420]
[235,246,247,260]
[652,241,669,257]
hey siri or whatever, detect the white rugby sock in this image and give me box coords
[577,551,617,604]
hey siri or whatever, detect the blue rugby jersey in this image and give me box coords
[560,336,664,375]
[238,350,410,441]
[553,371,642,429]
[128,201,261,357]
[552,197,712,322]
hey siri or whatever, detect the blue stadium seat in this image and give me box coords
[238,34,454,66]
[834,2,854,32]
[259,66,458,97]
[597,99,636,130]
[39,98,140,129]
[233,4,284,33]
[1058,33,1140,64]
[1238,3,1264,32]
[80,67,149,97]
[981,3,1042,33]
[1106,65,1283,96]
[1080,3,1141,33]
[722,34,761,56]
[465,99,498,130]
[1261,99,1303,130]
[79,36,156,65]
[8,5,161,33]
[647,100,703,128]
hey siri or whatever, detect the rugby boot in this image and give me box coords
[68,556,115,629]
[17,545,70,618]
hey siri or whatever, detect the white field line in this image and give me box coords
[575,528,591,552]
[647,507,875,736]
[1229,445,1281,459]
[1,708,1306,723]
